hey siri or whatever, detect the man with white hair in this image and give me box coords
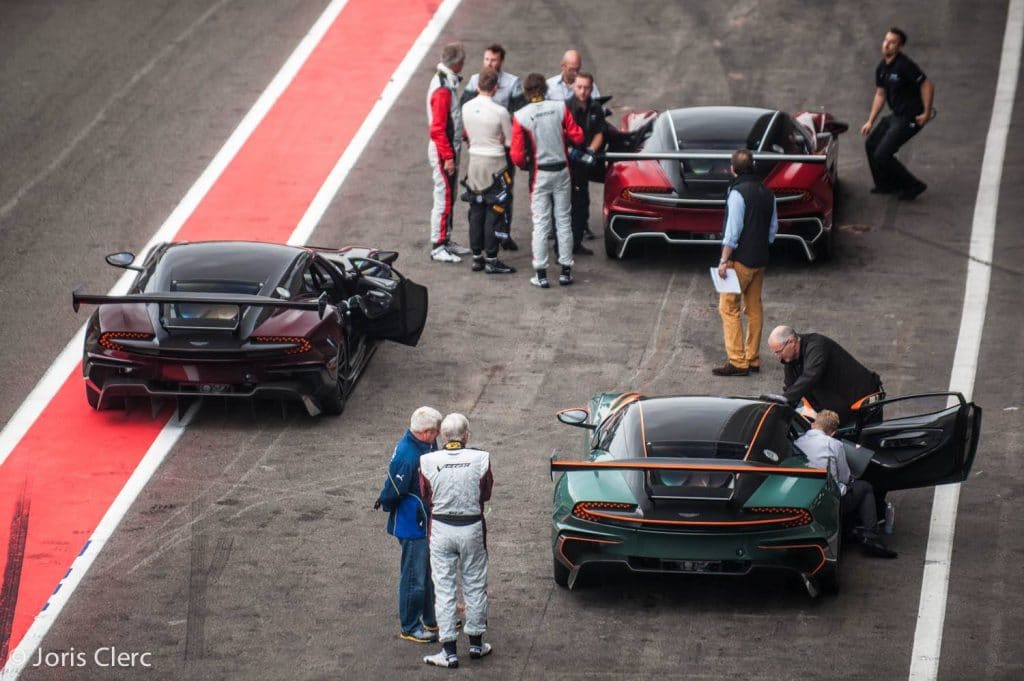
[427,42,473,263]
[419,413,493,668]
[375,406,443,643]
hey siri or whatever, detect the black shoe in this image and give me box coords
[500,237,519,251]
[471,255,485,272]
[861,536,899,559]
[484,258,516,274]
[582,227,596,240]
[711,362,749,376]
[898,182,927,201]
[558,266,573,286]
[748,364,760,373]
[870,186,895,194]
[572,244,594,256]
[530,269,549,288]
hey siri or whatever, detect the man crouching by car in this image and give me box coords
[375,406,443,644]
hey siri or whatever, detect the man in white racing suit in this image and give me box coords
[419,413,494,668]
[510,73,584,288]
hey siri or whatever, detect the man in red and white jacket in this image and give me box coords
[510,73,584,288]
[426,43,472,263]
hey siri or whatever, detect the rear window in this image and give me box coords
[169,279,260,322]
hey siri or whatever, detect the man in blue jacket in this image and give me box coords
[375,406,442,643]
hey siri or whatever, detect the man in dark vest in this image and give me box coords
[712,148,777,376]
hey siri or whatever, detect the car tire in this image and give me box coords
[814,226,834,263]
[320,346,353,416]
[553,556,571,588]
[604,225,626,259]
[85,384,123,411]
[816,562,840,595]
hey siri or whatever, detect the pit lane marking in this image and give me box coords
[909,1,1023,679]
[0,0,463,676]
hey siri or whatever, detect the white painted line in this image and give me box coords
[908,1,1023,679]
[0,0,462,676]
[0,0,352,468]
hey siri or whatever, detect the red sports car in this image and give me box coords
[73,241,427,416]
[603,106,848,261]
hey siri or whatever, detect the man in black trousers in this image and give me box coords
[860,26,934,201]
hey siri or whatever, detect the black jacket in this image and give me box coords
[782,333,882,424]
[728,174,775,268]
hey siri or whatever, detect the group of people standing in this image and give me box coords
[374,407,494,669]
[426,43,607,288]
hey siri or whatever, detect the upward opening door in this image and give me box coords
[345,256,428,347]
[854,392,981,493]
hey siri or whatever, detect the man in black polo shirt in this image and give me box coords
[567,72,606,254]
[860,26,934,201]
[712,148,777,377]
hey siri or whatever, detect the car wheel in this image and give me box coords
[553,556,570,588]
[320,346,352,416]
[814,226,834,263]
[816,562,840,595]
[604,225,625,259]
[85,384,123,411]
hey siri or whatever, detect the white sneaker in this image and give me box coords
[430,245,461,263]
[469,642,492,659]
[446,241,473,256]
[423,650,459,668]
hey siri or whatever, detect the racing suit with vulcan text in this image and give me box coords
[419,443,493,644]
[510,99,584,270]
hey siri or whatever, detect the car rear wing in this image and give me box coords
[550,456,827,479]
[73,289,329,318]
[603,151,827,163]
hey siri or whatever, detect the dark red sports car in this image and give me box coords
[73,241,427,416]
[603,106,848,261]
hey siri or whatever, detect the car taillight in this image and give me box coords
[621,186,672,201]
[572,501,637,522]
[251,336,312,354]
[98,332,154,351]
[747,507,813,528]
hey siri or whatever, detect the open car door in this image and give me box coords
[346,256,428,347]
[854,392,981,493]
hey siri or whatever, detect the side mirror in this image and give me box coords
[105,252,142,271]
[556,408,595,430]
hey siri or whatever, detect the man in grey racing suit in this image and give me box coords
[510,73,584,288]
[419,413,494,668]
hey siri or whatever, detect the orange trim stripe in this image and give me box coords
[744,404,774,460]
[581,508,811,528]
[638,400,648,458]
[758,543,827,576]
[556,535,623,568]
[553,460,827,477]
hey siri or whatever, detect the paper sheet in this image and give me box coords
[710,267,741,294]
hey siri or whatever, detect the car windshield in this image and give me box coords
[169,280,261,322]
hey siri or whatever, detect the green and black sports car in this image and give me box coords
[550,391,980,596]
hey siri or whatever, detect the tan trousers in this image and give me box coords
[718,261,764,369]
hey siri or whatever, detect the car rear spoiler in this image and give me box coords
[72,289,329,318]
[603,151,827,163]
[550,456,827,479]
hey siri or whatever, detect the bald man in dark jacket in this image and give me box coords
[769,327,883,425]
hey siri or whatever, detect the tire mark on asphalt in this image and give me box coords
[0,485,30,665]
[0,0,233,224]
[185,502,233,661]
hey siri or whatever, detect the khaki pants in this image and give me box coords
[718,261,764,369]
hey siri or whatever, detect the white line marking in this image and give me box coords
[908,1,1022,679]
[0,0,353,467]
[2,0,461,675]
